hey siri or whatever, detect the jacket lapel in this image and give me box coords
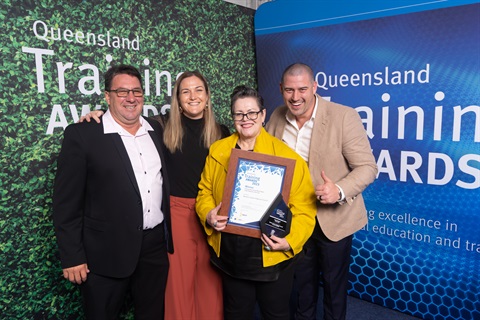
[308,94,327,165]
[110,133,141,196]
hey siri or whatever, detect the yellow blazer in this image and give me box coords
[196,128,317,267]
[266,95,378,241]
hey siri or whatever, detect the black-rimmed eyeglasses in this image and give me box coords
[232,110,263,121]
[106,88,144,97]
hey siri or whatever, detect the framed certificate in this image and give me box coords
[219,148,296,238]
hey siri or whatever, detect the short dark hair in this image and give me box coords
[281,63,314,85]
[104,64,142,91]
[230,85,264,113]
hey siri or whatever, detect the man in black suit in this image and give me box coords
[53,64,173,319]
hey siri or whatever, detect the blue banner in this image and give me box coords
[255,1,480,319]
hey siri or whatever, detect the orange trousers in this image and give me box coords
[165,196,223,320]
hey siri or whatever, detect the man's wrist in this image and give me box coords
[335,184,346,204]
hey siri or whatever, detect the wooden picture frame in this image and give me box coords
[219,148,296,238]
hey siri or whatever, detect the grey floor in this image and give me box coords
[254,293,421,319]
[346,296,420,320]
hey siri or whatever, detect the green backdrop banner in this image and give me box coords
[0,1,255,318]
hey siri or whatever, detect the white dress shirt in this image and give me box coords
[103,110,164,229]
[282,97,318,164]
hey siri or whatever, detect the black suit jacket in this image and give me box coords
[53,117,173,278]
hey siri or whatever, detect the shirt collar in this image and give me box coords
[103,109,153,136]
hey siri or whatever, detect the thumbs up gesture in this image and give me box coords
[315,170,340,204]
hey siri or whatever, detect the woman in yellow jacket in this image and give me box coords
[196,85,317,320]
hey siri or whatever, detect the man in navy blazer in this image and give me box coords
[53,64,173,319]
